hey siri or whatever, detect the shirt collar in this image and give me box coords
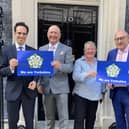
[81,56,85,60]
[15,42,25,50]
[81,56,97,62]
[118,44,129,53]
[49,42,59,50]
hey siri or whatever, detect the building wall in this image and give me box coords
[0,0,12,122]
[0,0,12,45]
[1,0,129,128]
[12,0,37,48]
[11,0,127,129]
[11,0,127,59]
[0,0,127,57]
[125,0,129,32]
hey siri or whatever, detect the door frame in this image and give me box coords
[11,0,126,128]
[34,0,126,128]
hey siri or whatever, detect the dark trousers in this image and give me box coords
[7,93,35,129]
[73,94,98,129]
[112,87,129,129]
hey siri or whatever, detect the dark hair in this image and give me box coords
[14,22,29,34]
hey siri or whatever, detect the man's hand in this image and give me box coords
[51,60,61,70]
[107,84,114,89]
[9,58,18,70]
[28,81,36,90]
[37,85,43,94]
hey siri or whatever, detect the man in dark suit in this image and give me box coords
[38,25,73,129]
[107,30,129,129]
[0,22,37,129]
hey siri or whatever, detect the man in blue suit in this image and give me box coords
[107,30,129,129]
[0,22,37,129]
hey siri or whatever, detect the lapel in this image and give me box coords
[127,50,129,61]
[13,44,32,58]
[111,49,118,61]
[25,45,31,50]
[113,49,129,62]
[13,44,30,53]
[45,44,49,50]
[40,44,49,51]
[55,43,62,59]
[44,43,62,59]
[12,44,17,58]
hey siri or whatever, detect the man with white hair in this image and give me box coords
[38,25,73,129]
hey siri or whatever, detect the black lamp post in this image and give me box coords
[0,6,4,129]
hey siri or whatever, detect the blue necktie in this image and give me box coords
[18,47,23,51]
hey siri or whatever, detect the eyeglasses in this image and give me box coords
[114,36,127,41]
[16,32,27,36]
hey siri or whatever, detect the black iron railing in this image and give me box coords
[0,6,4,129]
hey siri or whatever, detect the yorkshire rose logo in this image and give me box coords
[27,53,43,68]
[106,64,120,77]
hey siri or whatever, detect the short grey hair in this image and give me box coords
[84,41,96,51]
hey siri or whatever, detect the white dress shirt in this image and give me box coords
[115,44,129,87]
[15,42,25,51]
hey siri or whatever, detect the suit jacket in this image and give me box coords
[107,48,129,99]
[39,42,73,94]
[0,44,37,101]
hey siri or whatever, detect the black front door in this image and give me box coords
[38,3,98,120]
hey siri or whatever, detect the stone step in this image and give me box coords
[4,121,101,129]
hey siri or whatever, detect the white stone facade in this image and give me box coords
[10,0,127,129]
